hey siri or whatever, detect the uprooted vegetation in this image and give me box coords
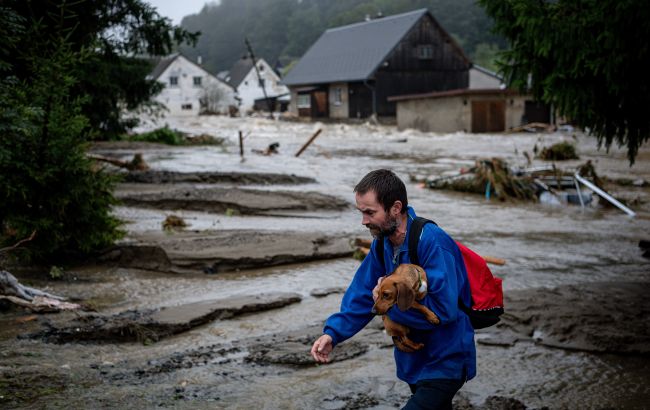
[415,158,609,204]
[538,141,580,160]
[122,127,225,146]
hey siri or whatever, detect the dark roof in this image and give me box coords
[149,53,179,80]
[227,55,256,87]
[387,88,521,102]
[283,9,430,86]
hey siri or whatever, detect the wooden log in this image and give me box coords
[482,255,506,266]
[295,128,322,157]
[0,270,82,312]
[88,153,149,171]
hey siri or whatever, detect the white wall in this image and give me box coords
[237,59,289,112]
[155,56,237,116]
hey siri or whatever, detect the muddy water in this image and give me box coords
[2,116,650,409]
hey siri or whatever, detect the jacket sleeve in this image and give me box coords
[323,240,384,347]
[387,228,461,329]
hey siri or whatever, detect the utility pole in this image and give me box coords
[244,37,273,117]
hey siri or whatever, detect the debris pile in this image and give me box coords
[414,158,637,216]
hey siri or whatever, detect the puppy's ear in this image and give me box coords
[396,282,415,311]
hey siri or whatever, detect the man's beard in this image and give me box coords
[366,215,399,238]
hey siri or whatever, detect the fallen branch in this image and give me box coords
[0,230,36,255]
[0,270,81,312]
[295,128,322,157]
[88,153,149,171]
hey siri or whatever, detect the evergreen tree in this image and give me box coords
[479,0,650,164]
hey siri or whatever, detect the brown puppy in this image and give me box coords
[372,264,440,352]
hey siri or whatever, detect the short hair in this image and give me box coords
[354,169,408,214]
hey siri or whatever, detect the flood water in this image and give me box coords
[2,116,649,409]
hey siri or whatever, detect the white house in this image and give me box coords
[148,53,238,116]
[225,56,289,113]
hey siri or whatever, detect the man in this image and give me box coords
[310,169,475,410]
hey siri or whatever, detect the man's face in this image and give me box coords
[355,190,399,238]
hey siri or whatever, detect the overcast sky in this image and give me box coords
[145,0,217,25]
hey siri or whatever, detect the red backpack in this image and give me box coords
[376,217,504,329]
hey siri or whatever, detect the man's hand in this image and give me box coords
[372,276,385,302]
[310,334,333,363]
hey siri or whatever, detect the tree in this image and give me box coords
[7,0,199,138]
[478,0,650,164]
[0,0,198,262]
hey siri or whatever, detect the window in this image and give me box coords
[297,94,310,108]
[259,64,264,72]
[258,78,265,88]
[193,76,202,86]
[169,76,178,86]
[417,45,433,60]
[333,87,342,105]
[181,103,193,110]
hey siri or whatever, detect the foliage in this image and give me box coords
[0,46,123,262]
[7,0,199,138]
[127,127,184,145]
[478,0,650,164]
[179,0,506,74]
[539,142,579,161]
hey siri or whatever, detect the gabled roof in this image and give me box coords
[283,9,446,86]
[149,53,180,80]
[227,56,256,88]
[148,53,235,90]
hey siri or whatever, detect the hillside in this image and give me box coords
[179,0,505,75]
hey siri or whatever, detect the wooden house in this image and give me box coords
[282,9,470,119]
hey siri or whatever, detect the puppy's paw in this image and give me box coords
[426,312,440,325]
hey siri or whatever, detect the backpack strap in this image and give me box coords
[374,216,437,273]
[407,217,436,266]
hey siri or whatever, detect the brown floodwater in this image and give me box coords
[2,116,649,409]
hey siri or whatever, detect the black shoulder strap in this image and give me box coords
[375,234,385,271]
[374,216,437,272]
[408,217,436,267]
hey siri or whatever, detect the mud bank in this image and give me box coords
[99,230,355,273]
[116,185,349,215]
[27,293,302,344]
[122,170,316,185]
[484,281,650,354]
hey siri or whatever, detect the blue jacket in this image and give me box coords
[324,207,476,384]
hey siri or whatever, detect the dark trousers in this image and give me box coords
[402,376,465,410]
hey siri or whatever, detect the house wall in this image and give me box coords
[469,68,502,89]
[328,83,349,119]
[237,59,289,112]
[396,93,527,133]
[155,56,237,116]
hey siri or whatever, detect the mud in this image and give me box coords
[116,184,349,215]
[122,169,316,185]
[99,230,354,273]
[27,292,302,344]
[490,281,650,355]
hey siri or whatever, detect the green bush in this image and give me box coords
[128,127,184,145]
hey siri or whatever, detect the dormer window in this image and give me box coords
[169,76,178,86]
[259,64,264,71]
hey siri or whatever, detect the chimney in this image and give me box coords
[197,55,203,65]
